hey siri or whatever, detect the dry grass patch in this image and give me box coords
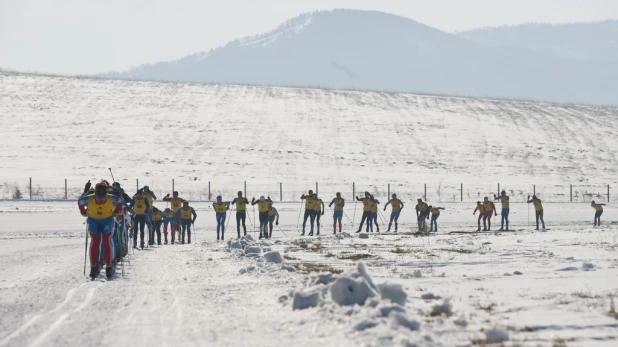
[292,262,343,275]
[390,247,412,254]
[337,253,380,261]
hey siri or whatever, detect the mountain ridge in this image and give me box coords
[101,9,618,105]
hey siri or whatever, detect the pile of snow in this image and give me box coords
[228,235,291,274]
[281,262,429,343]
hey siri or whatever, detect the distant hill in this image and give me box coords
[102,10,618,105]
[459,21,618,62]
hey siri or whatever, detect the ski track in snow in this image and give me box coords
[0,201,617,346]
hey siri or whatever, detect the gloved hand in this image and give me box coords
[84,180,91,193]
[276,221,279,226]
[321,212,324,216]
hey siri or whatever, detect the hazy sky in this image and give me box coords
[1,0,616,74]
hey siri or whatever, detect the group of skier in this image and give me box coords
[79,179,608,280]
[78,180,198,280]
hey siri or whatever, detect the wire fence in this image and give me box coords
[0,178,613,204]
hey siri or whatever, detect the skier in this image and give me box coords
[267,201,280,239]
[591,200,605,227]
[482,197,497,231]
[428,205,445,232]
[328,192,345,234]
[369,198,380,232]
[231,191,249,238]
[300,191,316,236]
[213,196,230,241]
[110,182,132,256]
[174,201,197,244]
[251,196,270,239]
[527,195,546,231]
[151,206,163,245]
[78,182,123,280]
[313,194,324,236]
[163,191,185,240]
[141,186,157,239]
[384,194,404,232]
[415,198,430,232]
[355,192,374,233]
[130,190,150,249]
[494,190,510,231]
[473,201,484,231]
[162,207,175,244]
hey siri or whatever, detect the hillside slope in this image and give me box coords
[103,10,618,105]
[1,73,617,201]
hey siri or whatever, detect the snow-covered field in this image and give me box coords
[1,201,617,346]
[1,72,617,202]
[1,73,618,346]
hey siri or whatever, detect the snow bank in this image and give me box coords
[330,276,378,306]
[292,290,321,310]
[264,251,283,264]
[486,328,509,343]
[376,283,407,305]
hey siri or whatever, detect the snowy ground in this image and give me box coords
[1,201,617,346]
[1,72,617,202]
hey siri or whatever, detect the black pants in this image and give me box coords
[315,212,321,232]
[133,215,146,244]
[268,216,276,237]
[153,220,162,244]
[358,211,371,231]
[236,211,247,235]
[259,211,269,236]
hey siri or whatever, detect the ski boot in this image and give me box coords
[217,236,220,241]
[498,227,504,231]
[171,240,175,244]
[477,226,481,232]
[140,241,144,249]
[258,234,262,240]
[355,229,361,233]
[89,265,101,281]
[482,228,487,231]
[300,232,305,236]
[105,266,115,280]
[376,227,380,233]
[316,231,320,236]
[221,236,224,241]
[308,231,313,236]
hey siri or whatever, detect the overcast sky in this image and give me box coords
[1,0,616,75]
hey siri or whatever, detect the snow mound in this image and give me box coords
[229,239,243,249]
[421,293,440,300]
[485,328,509,342]
[376,283,407,305]
[430,299,452,316]
[353,318,379,331]
[400,270,422,279]
[389,312,420,331]
[244,246,262,255]
[292,290,321,310]
[582,262,595,271]
[264,251,283,264]
[330,276,378,306]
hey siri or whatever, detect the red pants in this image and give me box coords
[90,232,113,266]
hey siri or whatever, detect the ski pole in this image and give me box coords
[352,199,358,228]
[83,223,89,276]
[108,168,116,183]
[296,200,303,229]
[277,224,289,238]
[343,210,353,225]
